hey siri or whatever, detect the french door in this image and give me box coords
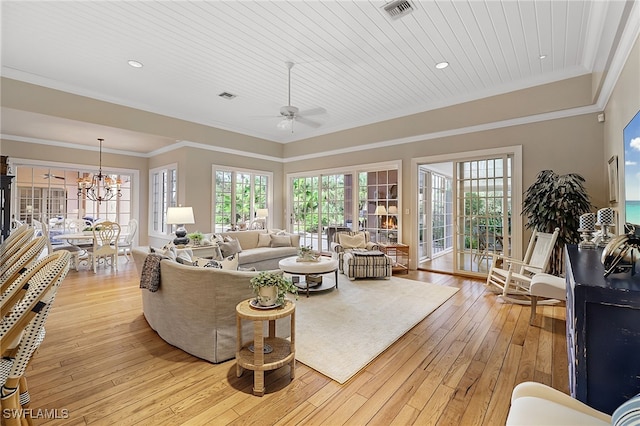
[454,155,513,275]
[290,174,353,252]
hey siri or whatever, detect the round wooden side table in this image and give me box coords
[235,298,295,396]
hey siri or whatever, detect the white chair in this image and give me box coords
[486,228,559,304]
[39,219,83,271]
[529,273,567,325]
[118,219,138,262]
[506,381,640,425]
[87,221,120,273]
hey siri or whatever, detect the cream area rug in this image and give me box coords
[292,274,459,384]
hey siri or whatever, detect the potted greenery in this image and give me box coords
[297,245,319,262]
[522,170,592,275]
[249,271,298,307]
[187,231,204,246]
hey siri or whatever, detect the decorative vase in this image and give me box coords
[257,285,278,306]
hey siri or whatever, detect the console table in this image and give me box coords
[565,244,640,414]
[379,243,409,274]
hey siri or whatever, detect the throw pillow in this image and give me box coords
[196,254,238,270]
[612,393,640,426]
[176,256,195,266]
[270,235,291,247]
[158,246,177,261]
[257,233,272,248]
[219,239,242,257]
[339,233,366,249]
[210,234,225,244]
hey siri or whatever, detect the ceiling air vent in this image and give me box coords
[218,92,237,100]
[382,0,415,20]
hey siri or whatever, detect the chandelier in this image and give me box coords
[77,138,122,204]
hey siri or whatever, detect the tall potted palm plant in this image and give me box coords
[521,170,592,275]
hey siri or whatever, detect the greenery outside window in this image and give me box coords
[213,167,271,232]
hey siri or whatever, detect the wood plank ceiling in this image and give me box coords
[0,0,631,151]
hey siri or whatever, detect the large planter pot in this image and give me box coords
[257,285,277,306]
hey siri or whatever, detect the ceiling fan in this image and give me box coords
[275,61,325,133]
[43,173,65,180]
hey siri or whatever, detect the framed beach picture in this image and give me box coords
[623,110,640,226]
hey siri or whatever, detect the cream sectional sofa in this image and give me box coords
[132,247,291,363]
[197,229,300,270]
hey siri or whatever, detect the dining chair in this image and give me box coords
[0,227,35,265]
[65,218,93,250]
[87,221,121,273]
[0,251,70,426]
[39,219,83,271]
[119,219,138,262]
[0,236,47,300]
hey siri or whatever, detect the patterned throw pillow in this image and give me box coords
[612,393,640,426]
[194,254,238,270]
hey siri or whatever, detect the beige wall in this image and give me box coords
[284,113,606,249]
[604,35,640,227]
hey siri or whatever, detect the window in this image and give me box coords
[150,164,177,235]
[213,167,271,232]
[288,162,401,251]
[15,165,132,230]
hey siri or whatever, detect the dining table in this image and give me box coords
[53,232,127,270]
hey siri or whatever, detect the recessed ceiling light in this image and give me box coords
[539,54,547,60]
[435,61,449,69]
[128,60,143,68]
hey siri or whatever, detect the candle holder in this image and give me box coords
[578,213,596,249]
[595,208,615,248]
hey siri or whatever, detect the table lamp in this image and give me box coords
[256,208,269,230]
[166,206,195,245]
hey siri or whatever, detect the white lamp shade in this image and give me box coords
[256,208,269,218]
[166,206,195,225]
[388,206,398,215]
[374,205,387,215]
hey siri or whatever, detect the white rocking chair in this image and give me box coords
[486,227,559,304]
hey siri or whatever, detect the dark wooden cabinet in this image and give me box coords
[1,174,13,242]
[565,244,640,414]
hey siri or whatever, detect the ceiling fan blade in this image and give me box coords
[296,116,322,128]
[298,107,326,117]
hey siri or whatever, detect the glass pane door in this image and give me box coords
[454,156,511,275]
[291,176,320,251]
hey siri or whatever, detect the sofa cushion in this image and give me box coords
[219,239,242,257]
[238,247,297,265]
[257,233,272,247]
[271,234,292,247]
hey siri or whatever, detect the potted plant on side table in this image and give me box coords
[249,271,298,307]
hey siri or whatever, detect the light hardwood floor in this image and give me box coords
[24,257,568,425]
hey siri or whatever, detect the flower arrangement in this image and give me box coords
[249,271,298,307]
[298,245,319,262]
